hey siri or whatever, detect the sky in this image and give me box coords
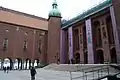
[0,0,106,20]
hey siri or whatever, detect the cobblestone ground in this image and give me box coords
[0,68,71,80]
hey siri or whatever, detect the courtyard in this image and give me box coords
[0,68,70,80]
[0,64,119,80]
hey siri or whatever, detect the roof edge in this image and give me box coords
[0,6,48,21]
[62,0,112,29]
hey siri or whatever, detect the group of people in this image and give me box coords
[2,65,37,80]
[3,66,10,73]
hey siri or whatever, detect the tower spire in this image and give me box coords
[49,0,61,17]
[52,0,58,9]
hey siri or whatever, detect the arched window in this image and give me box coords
[38,40,42,54]
[93,21,102,47]
[98,28,102,47]
[3,38,8,51]
[74,29,79,50]
[23,40,28,51]
[102,27,107,38]
[96,50,104,64]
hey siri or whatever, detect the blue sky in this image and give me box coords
[0,0,105,20]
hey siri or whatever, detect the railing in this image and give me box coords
[97,72,120,80]
[69,65,119,80]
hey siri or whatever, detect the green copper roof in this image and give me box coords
[62,0,112,29]
[49,0,61,17]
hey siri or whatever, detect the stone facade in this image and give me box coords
[61,0,120,64]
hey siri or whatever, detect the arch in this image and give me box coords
[17,58,22,70]
[13,58,22,70]
[18,58,22,70]
[19,59,23,69]
[14,58,19,70]
[34,59,39,67]
[96,50,104,64]
[75,53,80,64]
[110,48,117,63]
[23,60,26,69]
[3,58,13,70]
[96,48,104,51]
[25,58,31,69]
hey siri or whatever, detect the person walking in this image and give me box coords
[30,66,37,80]
[3,66,6,73]
[6,66,9,73]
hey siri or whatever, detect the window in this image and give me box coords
[3,38,8,51]
[102,27,107,38]
[38,40,41,54]
[25,32,28,36]
[23,40,28,51]
[74,29,79,50]
[80,34,82,44]
[39,31,45,36]
[98,28,102,47]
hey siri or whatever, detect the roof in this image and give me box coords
[0,6,48,30]
[49,0,61,17]
[0,6,47,21]
[62,0,112,29]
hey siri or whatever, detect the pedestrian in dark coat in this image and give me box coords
[3,67,6,73]
[30,66,37,80]
[6,66,9,73]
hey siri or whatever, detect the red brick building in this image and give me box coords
[0,7,48,69]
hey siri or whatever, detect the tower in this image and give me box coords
[47,0,61,63]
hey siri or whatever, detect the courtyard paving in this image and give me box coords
[0,68,71,80]
[0,68,119,80]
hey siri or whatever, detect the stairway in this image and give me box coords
[44,64,120,80]
[44,64,109,71]
[110,64,120,70]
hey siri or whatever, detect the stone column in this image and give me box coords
[12,59,15,70]
[1,59,4,70]
[99,19,111,63]
[20,60,23,70]
[68,27,74,64]
[110,6,120,63]
[21,60,24,70]
[85,19,95,64]
[60,30,66,64]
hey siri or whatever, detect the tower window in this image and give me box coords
[3,38,8,51]
[23,40,28,51]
